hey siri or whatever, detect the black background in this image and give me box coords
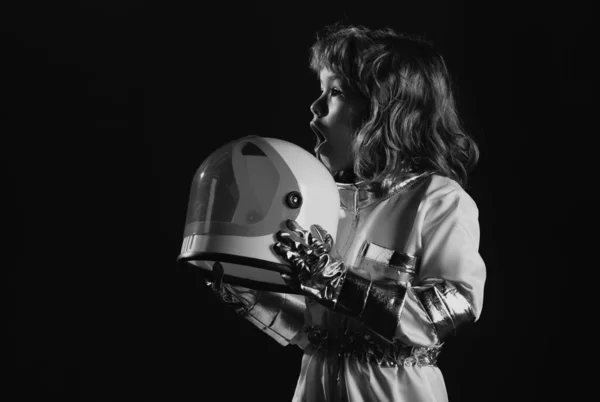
[4,1,595,401]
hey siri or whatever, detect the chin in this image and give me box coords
[316,153,334,173]
[318,153,353,177]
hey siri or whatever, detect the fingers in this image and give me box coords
[276,223,333,257]
[315,225,334,250]
[311,225,333,243]
[274,221,334,278]
[273,242,305,273]
[275,230,309,254]
[286,219,305,231]
[276,229,306,245]
[309,225,324,244]
[273,241,295,260]
[305,252,321,267]
[274,241,311,274]
[308,225,333,255]
[286,220,311,239]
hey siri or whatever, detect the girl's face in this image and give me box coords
[310,68,367,174]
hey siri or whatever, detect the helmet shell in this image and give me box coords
[177,136,340,293]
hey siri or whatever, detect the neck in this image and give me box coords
[333,169,357,184]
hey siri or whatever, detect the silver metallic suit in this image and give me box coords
[211,172,486,401]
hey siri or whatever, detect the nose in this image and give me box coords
[310,95,326,118]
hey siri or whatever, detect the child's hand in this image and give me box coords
[272,220,346,307]
[205,261,260,315]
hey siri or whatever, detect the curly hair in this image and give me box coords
[309,23,479,191]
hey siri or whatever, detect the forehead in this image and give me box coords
[319,68,342,83]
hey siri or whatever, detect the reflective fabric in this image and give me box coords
[288,173,486,402]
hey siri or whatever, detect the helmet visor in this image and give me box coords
[183,137,300,238]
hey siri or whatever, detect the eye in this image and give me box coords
[330,88,343,97]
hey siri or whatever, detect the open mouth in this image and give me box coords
[310,122,327,154]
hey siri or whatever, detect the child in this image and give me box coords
[209,23,486,402]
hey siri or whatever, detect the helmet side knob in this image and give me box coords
[286,191,303,209]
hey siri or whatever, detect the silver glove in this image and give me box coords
[205,261,260,315]
[273,220,475,343]
[205,260,306,346]
[273,220,346,308]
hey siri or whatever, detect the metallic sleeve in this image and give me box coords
[416,281,475,341]
[242,291,306,346]
[333,271,476,345]
[334,270,407,342]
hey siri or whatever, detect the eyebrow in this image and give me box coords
[318,74,343,84]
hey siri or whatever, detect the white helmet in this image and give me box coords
[177,136,340,293]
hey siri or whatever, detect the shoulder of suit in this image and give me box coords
[422,174,478,210]
[425,174,462,194]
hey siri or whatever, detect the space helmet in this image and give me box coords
[177,135,340,293]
